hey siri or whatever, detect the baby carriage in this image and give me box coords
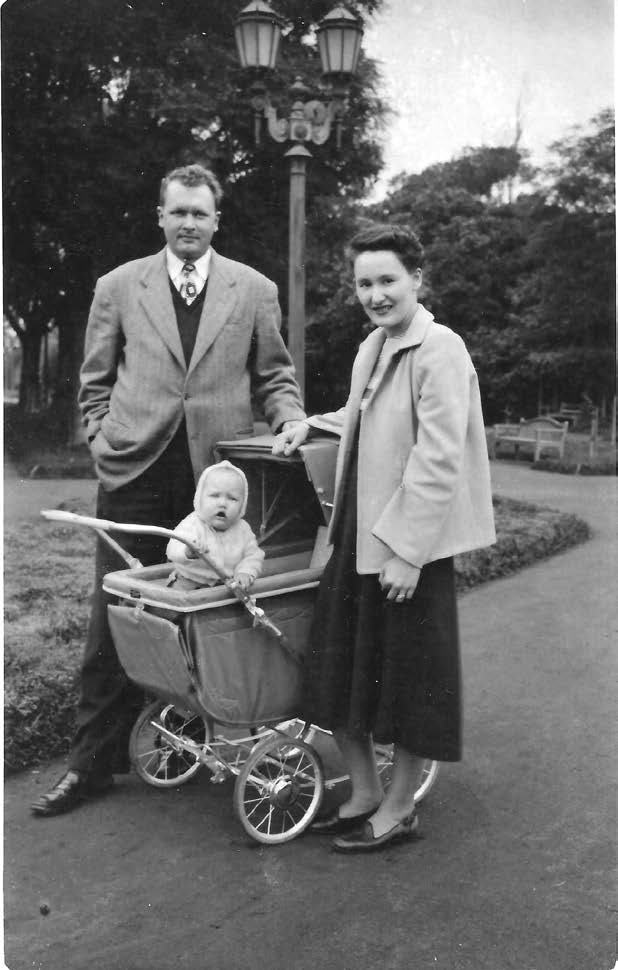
[43,434,438,844]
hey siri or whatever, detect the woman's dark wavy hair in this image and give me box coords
[348,223,424,272]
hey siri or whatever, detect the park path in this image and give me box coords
[3,461,617,970]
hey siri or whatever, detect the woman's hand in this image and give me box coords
[379,555,421,602]
[271,421,310,456]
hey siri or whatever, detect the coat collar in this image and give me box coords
[138,247,237,373]
[350,303,435,402]
[362,302,435,357]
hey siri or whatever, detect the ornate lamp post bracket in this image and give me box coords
[234,1,364,393]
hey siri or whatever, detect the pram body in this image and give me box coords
[98,435,437,843]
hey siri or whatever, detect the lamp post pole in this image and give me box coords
[285,144,311,395]
[234,2,364,398]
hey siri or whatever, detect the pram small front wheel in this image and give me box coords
[234,733,324,844]
[130,701,208,788]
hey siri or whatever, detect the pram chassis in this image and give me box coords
[42,435,438,844]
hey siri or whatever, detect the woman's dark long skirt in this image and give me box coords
[302,453,462,762]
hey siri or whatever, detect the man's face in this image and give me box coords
[157,180,220,260]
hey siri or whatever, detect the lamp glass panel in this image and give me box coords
[239,22,260,67]
[326,29,344,73]
[234,23,249,67]
[257,19,279,68]
[317,31,330,73]
[341,29,361,74]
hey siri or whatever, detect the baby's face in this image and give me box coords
[200,470,243,531]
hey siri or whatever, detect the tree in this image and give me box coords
[2,0,387,437]
[509,110,616,413]
[306,113,615,422]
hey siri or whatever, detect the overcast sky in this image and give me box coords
[363,0,614,197]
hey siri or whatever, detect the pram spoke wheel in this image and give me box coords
[414,758,439,803]
[234,734,324,844]
[374,745,439,803]
[130,701,208,788]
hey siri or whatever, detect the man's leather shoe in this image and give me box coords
[31,770,114,817]
[332,810,420,853]
[309,805,379,835]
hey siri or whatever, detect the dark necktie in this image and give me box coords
[181,262,197,304]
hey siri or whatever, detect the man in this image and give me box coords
[32,164,306,816]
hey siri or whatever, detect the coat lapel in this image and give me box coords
[359,304,435,403]
[187,250,237,377]
[348,328,385,413]
[138,249,186,370]
[331,328,385,516]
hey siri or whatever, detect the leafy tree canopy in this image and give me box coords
[307,112,615,420]
[2,0,387,423]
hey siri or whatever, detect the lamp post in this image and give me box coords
[234,2,363,396]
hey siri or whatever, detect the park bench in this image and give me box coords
[492,417,569,462]
[543,402,584,429]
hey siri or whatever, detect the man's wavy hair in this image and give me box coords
[159,164,223,208]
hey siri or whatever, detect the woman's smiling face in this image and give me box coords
[354,249,422,337]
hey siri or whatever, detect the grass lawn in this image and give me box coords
[4,493,591,774]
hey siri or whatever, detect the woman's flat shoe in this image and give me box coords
[309,806,378,835]
[331,811,420,853]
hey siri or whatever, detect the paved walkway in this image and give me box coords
[4,462,617,970]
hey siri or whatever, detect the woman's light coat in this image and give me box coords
[308,304,496,572]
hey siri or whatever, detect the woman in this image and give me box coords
[273,224,495,852]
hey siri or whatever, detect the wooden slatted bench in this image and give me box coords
[492,417,569,462]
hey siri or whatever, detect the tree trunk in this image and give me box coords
[18,330,43,413]
[54,308,87,446]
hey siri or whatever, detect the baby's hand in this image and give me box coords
[186,539,209,559]
[233,572,254,592]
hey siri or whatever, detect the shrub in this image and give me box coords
[532,458,616,476]
[456,496,591,590]
[4,667,79,773]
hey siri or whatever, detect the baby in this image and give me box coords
[166,460,264,591]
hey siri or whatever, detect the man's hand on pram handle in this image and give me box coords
[272,420,311,456]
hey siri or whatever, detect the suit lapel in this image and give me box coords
[138,249,186,369]
[187,250,237,377]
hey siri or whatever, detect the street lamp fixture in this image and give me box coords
[234,0,283,71]
[233,1,364,395]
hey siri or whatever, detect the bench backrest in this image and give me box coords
[520,417,568,438]
[493,423,520,435]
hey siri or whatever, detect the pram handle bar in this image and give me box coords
[40,509,283,639]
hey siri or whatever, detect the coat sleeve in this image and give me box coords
[234,522,266,581]
[249,278,307,431]
[371,329,471,567]
[166,513,199,564]
[306,408,346,436]
[78,275,123,444]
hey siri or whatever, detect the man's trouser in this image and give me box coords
[69,428,196,778]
